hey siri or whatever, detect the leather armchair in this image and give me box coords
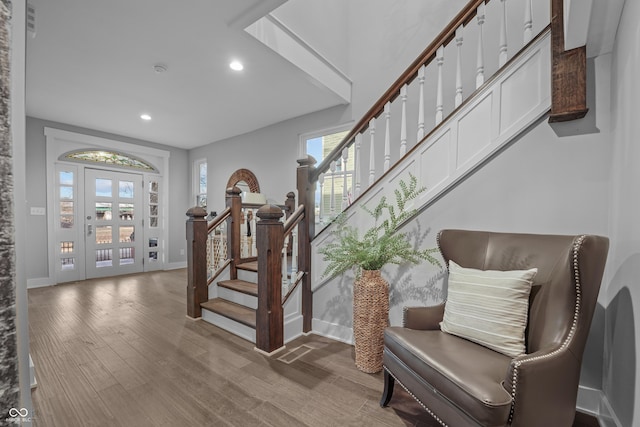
[381,229,609,427]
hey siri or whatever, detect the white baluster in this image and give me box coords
[318,172,325,224]
[476,2,486,88]
[250,212,257,256]
[281,239,289,294]
[435,45,445,125]
[342,147,349,210]
[499,0,508,67]
[455,26,464,108]
[523,0,533,43]
[291,226,298,284]
[400,85,408,156]
[416,68,425,143]
[383,103,391,172]
[368,118,376,186]
[354,134,362,197]
[330,160,336,216]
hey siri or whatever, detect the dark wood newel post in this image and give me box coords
[549,0,588,122]
[297,156,317,333]
[226,186,242,280]
[256,205,284,353]
[186,206,208,319]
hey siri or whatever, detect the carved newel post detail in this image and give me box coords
[186,206,208,319]
[256,205,285,353]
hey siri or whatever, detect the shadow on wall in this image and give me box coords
[604,255,637,427]
[320,273,355,329]
[389,222,445,310]
[320,221,445,327]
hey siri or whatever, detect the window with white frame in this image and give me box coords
[194,159,207,209]
[301,124,354,223]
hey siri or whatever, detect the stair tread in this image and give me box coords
[201,298,256,329]
[218,279,258,296]
[236,261,258,272]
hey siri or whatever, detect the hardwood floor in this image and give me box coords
[28,269,602,427]
[28,269,435,427]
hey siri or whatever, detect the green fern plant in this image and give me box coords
[319,173,441,279]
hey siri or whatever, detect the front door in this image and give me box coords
[84,169,144,278]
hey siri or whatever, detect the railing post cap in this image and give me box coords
[226,186,242,196]
[297,155,317,167]
[256,204,284,221]
[286,191,295,199]
[186,206,207,218]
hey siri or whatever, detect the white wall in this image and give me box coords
[271,0,350,75]
[606,0,640,424]
[346,0,466,120]
[25,117,190,282]
[189,105,349,214]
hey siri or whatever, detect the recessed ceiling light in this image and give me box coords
[140,114,152,121]
[229,60,244,71]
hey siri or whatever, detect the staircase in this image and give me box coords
[201,261,259,342]
[186,0,587,355]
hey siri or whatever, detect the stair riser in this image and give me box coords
[237,269,257,282]
[217,286,258,310]
[201,309,256,343]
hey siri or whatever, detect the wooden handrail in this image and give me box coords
[283,204,305,237]
[207,207,231,233]
[282,271,305,305]
[207,259,231,286]
[312,0,492,181]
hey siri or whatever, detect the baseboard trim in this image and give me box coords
[311,318,353,345]
[254,345,287,357]
[599,392,623,427]
[165,262,187,270]
[576,386,622,427]
[27,277,52,289]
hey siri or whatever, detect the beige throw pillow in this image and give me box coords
[440,261,537,357]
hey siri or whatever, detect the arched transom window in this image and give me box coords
[61,150,158,173]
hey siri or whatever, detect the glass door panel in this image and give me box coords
[85,169,143,278]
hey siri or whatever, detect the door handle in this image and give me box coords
[87,224,93,236]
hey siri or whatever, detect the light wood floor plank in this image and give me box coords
[29,269,440,426]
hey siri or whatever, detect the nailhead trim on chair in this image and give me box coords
[383,367,449,427]
[507,235,586,424]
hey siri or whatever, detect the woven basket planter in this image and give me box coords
[353,270,389,373]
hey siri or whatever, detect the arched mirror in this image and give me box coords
[226,169,265,205]
[226,168,260,193]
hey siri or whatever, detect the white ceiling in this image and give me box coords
[25,0,348,149]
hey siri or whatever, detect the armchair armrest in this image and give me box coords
[505,347,580,427]
[402,303,445,330]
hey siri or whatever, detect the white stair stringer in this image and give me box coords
[312,29,552,293]
[283,282,304,343]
